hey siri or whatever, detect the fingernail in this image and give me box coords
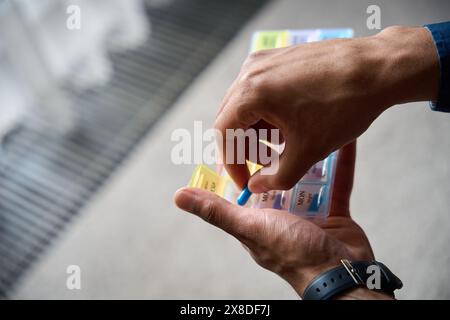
[248,181,269,194]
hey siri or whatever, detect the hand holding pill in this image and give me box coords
[214,27,439,194]
[175,142,386,299]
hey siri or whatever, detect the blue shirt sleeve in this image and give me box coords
[425,21,450,112]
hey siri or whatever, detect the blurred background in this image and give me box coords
[0,0,449,299]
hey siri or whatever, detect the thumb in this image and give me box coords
[248,143,307,193]
[174,187,255,240]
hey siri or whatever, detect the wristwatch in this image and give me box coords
[303,260,403,300]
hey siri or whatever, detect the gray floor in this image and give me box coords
[12,0,450,299]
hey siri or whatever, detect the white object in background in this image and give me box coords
[0,0,152,137]
[0,59,29,140]
[14,0,151,90]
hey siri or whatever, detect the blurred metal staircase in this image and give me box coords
[0,0,269,297]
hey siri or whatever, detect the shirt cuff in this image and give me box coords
[424,21,450,112]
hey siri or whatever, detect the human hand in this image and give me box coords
[175,142,391,299]
[215,26,439,192]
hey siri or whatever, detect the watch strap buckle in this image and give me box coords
[340,259,364,285]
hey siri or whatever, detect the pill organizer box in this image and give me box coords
[187,28,353,220]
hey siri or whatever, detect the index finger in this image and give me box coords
[329,140,356,217]
[214,100,260,189]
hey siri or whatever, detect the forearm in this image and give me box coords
[372,26,440,107]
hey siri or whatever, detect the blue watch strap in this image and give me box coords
[424,21,450,112]
[302,260,403,300]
